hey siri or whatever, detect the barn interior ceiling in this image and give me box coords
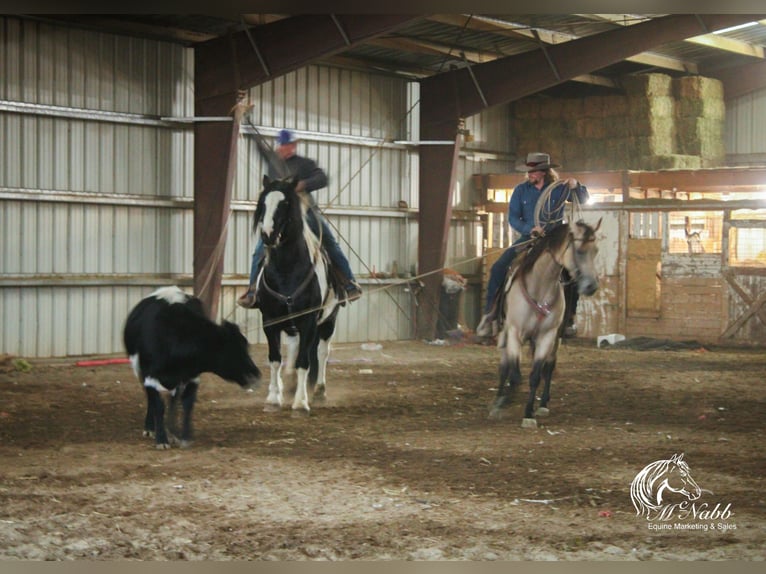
[26,13,766,100]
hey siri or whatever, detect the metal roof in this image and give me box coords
[26,13,766,97]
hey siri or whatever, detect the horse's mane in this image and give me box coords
[631,459,670,515]
[515,223,571,277]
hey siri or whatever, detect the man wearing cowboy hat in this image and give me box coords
[476,152,589,338]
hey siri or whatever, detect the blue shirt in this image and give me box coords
[508,180,589,238]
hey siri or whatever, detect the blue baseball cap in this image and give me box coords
[276,129,298,146]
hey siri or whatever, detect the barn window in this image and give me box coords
[728,209,766,267]
[667,211,722,254]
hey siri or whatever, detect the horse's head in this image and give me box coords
[658,453,702,504]
[564,218,601,296]
[254,175,302,248]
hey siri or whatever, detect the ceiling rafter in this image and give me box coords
[425,14,700,74]
[369,31,617,88]
[577,13,765,59]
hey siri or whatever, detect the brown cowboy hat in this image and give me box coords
[516,152,561,172]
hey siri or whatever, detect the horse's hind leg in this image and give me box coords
[311,336,331,402]
[311,310,338,402]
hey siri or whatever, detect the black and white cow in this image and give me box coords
[123,286,261,449]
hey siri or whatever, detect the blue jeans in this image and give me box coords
[485,235,531,312]
[249,209,356,287]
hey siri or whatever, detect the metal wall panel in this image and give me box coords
[1,16,507,356]
[726,87,766,162]
[0,16,194,358]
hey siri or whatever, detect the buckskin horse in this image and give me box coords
[252,175,342,416]
[489,218,601,427]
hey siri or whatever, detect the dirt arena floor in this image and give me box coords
[0,337,764,561]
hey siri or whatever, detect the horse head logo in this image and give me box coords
[630,453,703,520]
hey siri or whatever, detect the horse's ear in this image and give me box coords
[594,217,602,232]
[263,174,271,187]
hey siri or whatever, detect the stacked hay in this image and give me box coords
[621,73,690,170]
[508,73,725,172]
[674,76,726,167]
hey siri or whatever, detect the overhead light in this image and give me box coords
[713,22,758,34]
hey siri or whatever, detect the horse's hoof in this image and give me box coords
[155,442,172,450]
[312,387,326,402]
[291,408,310,418]
[263,403,282,413]
[180,440,193,449]
[143,430,155,438]
[521,418,538,429]
[535,407,550,417]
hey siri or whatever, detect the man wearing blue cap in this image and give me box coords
[238,129,362,308]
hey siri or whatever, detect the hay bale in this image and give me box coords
[677,97,725,120]
[604,116,631,138]
[628,95,675,119]
[628,115,676,139]
[675,76,724,100]
[539,98,564,119]
[622,73,673,97]
[583,95,605,118]
[677,117,725,158]
[633,133,675,157]
[575,118,606,139]
[561,98,584,117]
[602,95,630,117]
[513,97,540,119]
[640,154,702,170]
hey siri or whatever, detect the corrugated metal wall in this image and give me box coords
[725,87,766,164]
[0,16,195,358]
[453,105,516,330]
[3,16,485,357]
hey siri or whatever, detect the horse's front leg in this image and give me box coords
[264,328,284,412]
[522,330,559,428]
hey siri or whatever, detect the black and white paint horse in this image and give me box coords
[490,219,601,427]
[123,286,261,448]
[253,175,341,415]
